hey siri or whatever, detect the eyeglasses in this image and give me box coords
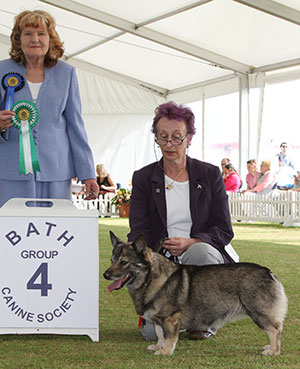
[155,134,188,146]
[281,145,287,148]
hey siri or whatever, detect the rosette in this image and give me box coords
[2,72,25,110]
[10,100,40,174]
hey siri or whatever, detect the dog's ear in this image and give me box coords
[133,234,148,255]
[109,231,122,248]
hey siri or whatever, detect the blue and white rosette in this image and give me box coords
[10,100,40,174]
[2,72,24,110]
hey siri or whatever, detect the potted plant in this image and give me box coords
[111,188,131,217]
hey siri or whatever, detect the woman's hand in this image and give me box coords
[0,110,15,131]
[163,237,199,257]
[84,179,99,200]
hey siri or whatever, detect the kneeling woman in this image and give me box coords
[127,101,235,341]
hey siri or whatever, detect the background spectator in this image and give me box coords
[221,158,230,179]
[96,164,117,198]
[277,142,294,169]
[224,163,241,192]
[292,171,300,192]
[246,159,259,190]
[243,160,276,195]
[275,142,295,189]
[71,178,85,198]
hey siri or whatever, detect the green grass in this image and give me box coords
[0,219,299,369]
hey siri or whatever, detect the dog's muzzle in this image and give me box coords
[103,270,134,292]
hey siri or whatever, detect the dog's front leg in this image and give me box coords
[147,324,165,352]
[155,332,178,356]
[152,313,181,356]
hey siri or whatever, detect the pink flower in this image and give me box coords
[111,188,131,206]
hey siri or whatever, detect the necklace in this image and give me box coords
[165,167,186,190]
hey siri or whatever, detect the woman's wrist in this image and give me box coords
[189,238,201,246]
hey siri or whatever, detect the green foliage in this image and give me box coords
[0,219,299,369]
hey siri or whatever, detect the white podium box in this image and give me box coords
[0,198,99,342]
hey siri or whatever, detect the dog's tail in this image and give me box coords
[270,272,288,323]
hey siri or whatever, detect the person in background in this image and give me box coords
[246,159,259,190]
[221,157,230,179]
[128,101,235,342]
[96,164,117,198]
[71,177,85,198]
[223,163,241,192]
[276,142,295,189]
[242,160,276,195]
[277,142,294,169]
[291,171,300,192]
[0,10,98,207]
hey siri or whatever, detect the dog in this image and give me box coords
[103,232,288,356]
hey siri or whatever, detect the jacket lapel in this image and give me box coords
[187,157,204,218]
[151,159,167,228]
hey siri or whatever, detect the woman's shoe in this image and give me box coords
[189,330,214,340]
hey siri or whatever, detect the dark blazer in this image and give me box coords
[128,156,234,263]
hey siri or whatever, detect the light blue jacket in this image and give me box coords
[0,59,96,182]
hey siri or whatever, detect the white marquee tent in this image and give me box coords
[1,0,300,186]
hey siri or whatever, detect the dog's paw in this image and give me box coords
[147,344,160,351]
[262,348,280,356]
[154,349,173,356]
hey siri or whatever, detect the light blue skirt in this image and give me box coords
[0,179,72,207]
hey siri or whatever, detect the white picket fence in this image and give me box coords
[228,190,300,226]
[72,194,119,217]
[72,191,300,226]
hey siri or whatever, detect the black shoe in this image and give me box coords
[189,330,214,340]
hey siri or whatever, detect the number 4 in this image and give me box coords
[27,263,52,296]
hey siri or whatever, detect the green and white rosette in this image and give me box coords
[10,100,40,174]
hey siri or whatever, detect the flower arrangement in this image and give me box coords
[111,188,131,206]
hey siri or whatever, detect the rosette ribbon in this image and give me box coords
[10,100,40,174]
[2,72,24,110]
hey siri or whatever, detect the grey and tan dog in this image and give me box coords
[103,232,288,356]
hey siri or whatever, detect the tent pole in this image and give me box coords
[238,75,250,181]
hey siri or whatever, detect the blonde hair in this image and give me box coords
[96,164,108,178]
[9,10,64,67]
[261,160,272,171]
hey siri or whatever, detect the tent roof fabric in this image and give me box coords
[1,0,300,97]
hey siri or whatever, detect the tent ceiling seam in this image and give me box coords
[168,74,238,95]
[134,0,213,29]
[65,31,126,60]
[39,0,251,75]
[68,58,168,97]
[234,0,300,26]
[253,58,300,73]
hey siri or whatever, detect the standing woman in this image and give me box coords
[0,10,98,207]
[128,101,234,341]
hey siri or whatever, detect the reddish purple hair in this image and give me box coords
[151,101,196,135]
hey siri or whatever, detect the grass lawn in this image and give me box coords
[0,219,299,369]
